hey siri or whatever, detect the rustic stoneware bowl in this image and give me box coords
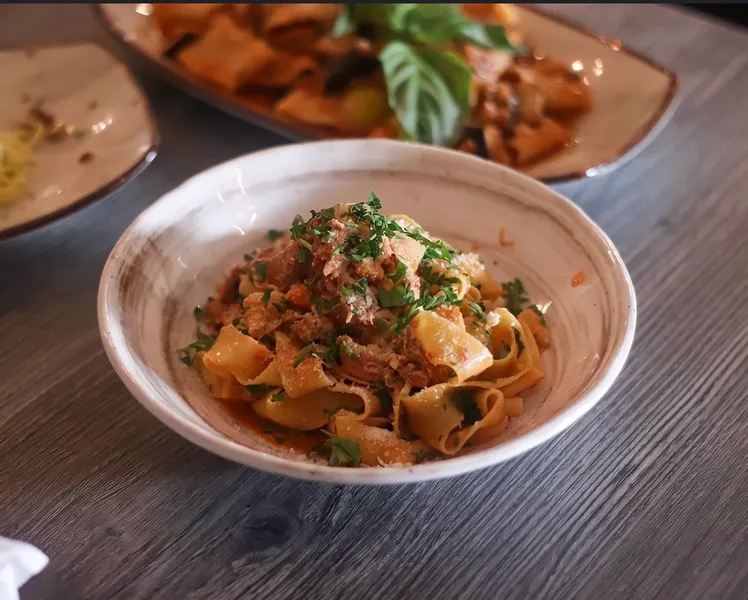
[98,139,636,485]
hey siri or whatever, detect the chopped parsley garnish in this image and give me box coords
[293,344,315,368]
[311,295,336,312]
[340,341,356,359]
[468,301,487,321]
[271,391,287,402]
[272,302,287,313]
[193,304,206,322]
[296,245,311,262]
[254,261,268,282]
[243,253,254,261]
[275,435,287,444]
[245,384,272,398]
[260,289,271,307]
[323,431,361,467]
[529,304,547,326]
[267,229,285,241]
[297,238,313,252]
[413,449,431,464]
[377,285,414,308]
[501,278,529,316]
[290,215,306,239]
[420,264,460,287]
[340,278,369,297]
[514,329,525,358]
[176,328,216,366]
[451,389,482,426]
[386,259,407,282]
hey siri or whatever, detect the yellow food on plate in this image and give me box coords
[178,191,550,468]
[154,3,592,169]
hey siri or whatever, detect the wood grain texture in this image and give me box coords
[1,4,748,599]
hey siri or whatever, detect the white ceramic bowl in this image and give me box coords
[98,140,636,485]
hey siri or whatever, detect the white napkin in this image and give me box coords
[0,537,48,600]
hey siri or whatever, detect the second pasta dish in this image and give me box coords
[178,191,550,468]
[154,3,592,169]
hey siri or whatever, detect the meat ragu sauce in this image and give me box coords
[179,192,550,467]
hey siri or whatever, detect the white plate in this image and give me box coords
[94,3,677,183]
[98,139,636,485]
[0,42,159,240]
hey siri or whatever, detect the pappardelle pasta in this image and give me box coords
[178,192,549,467]
[153,3,592,169]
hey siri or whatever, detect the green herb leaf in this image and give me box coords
[323,431,361,467]
[341,341,356,360]
[245,384,272,398]
[176,328,216,366]
[275,435,287,444]
[501,278,529,316]
[468,301,487,321]
[458,21,518,51]
[243,253,254,261]
[331,4,355,38]
[296,245,311,262]
[375,318,390,331]
[340,277,369,297]
[387,259,407,282]
[390,3,465,44]
[514,328,525,358]
[260,289,271,307]
[291,215,306,239]
[267,229,285,241]
[413,449,431,464]
[379,41,471,146]
[271,391,287,402]
[451,388,482,426]
[193,304,206,322]
[311,295,336,312]
[297,238,313,253]
[254,261,268,282]
[377,285,414,308]
[293,345,315,368]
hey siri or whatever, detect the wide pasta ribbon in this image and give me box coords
[401,382,507,454]
[252,382,380,430]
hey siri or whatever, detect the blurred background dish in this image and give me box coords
[95,3,676,183]
[0,42,159,240]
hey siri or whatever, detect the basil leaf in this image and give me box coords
[458,22,519,51]
[391,3,465,44]
[379,41,471,146]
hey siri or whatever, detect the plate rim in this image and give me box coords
[92,3,678,185]
[0,40,161,241]
[97,138,637,485]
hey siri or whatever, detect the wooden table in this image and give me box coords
[2,4,748,599]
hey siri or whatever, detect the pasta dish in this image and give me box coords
[178,192,550,467]
[153,3,592,169]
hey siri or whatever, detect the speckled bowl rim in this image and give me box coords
[98,139,636,485]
